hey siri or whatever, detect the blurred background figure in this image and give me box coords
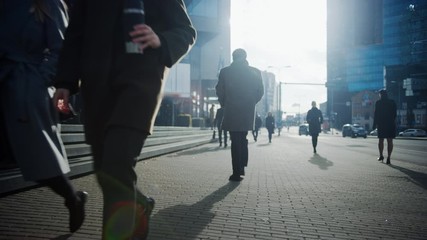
[252,114,262,142]
[265,112,275,143]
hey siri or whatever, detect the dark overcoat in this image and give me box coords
[0,0,70,180]
[265,115,275,133]
[54,0,196,144]
[306,107,323,136]
[373,98,396,138]
[216,60,264,132]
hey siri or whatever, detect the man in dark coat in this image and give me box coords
[216,48,264,181]
[265,112,275,143]
[306,101,323,153]
[53,0,196,238]
[372,89,396,164]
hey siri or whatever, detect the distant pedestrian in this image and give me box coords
[252,114,262,142]
[265,112,275,143]
[0,0,87,233]
[209,104,215,130]
[53,0,196,238]
[306,101,323,153]
[372,89,396,164]
[216,48,264,181]
[214,106,228,147]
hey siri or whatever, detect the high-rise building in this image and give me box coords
[156,0,231,126]
[327,0,427,130]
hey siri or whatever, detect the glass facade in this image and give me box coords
[327,0,427,128]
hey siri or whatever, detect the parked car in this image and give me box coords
[370,129,378,136]
[398,129,427,137]
[342,124,367,138]
[299,124,309,136]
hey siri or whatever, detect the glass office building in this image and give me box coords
[327,0,427,129]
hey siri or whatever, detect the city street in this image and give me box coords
[1,127,426,239]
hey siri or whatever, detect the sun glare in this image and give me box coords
[231,0,327,115]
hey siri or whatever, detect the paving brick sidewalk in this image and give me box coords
[1,129,427,239]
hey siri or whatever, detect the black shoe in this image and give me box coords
[229,175,243,181]
[386,157,391,164]
[66,191,88,233]
[240,169,245,176]
[133,197,155,240]
[224,143,228,148]
[378,156,384,162]
[219,142,222,147]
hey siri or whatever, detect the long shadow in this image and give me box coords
[388,164,427,190]
[50,234,72,240]
[149,182,240,240]
[308,154,333,170]
[170,146,223,156]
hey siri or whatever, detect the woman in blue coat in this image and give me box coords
[0,0,86,233]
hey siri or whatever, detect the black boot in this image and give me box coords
[66,191,88,233]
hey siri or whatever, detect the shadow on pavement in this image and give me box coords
[388,164,427,190]
[50,234,72,240]
[309,154,333,170]
[171,146,222,156]
[150,181,240,239]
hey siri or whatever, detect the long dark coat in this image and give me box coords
[0,0,70,180]
[265,115,275,134]
[306,107,323,136]
[373,98,396,138]
[54,0,196,144]
[216,60,264,131]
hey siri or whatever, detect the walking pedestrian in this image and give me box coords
[209,104,215,130]
[216,48,264,181]
[0,0,87,233]
[252,114,262,142]
[372,89,397,164]
[53,0,196,238]
[306,101,323,153]
[214,106,228,147]
[265,112,275,143]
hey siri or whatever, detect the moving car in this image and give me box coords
[299,124,309,136]
[370,129,378,136]
[398,129,427,137]
[342,124,368,138]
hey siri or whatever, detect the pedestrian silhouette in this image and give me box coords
[53,0,196,238]
[373,89,396,164]
[0,0,87,232]
[306,101,323,153]
[214,106,228,147]
[252,114,262,141]
[265,112,275,143]
[216,48,264,181]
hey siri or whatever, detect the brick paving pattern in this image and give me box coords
[1,129,426,239]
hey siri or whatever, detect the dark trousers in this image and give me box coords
[229,131,248,176]
[91,126,148,238]
[252,128,259,140]
[218,128,228,145]
[311,134,318,148]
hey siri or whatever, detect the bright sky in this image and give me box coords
[231,0,327,116]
